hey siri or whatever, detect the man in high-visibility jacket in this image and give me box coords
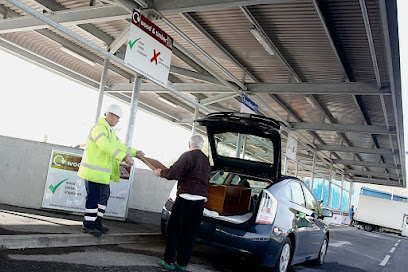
[78,104,144,237]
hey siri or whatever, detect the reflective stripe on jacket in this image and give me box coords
[78,117,137,184]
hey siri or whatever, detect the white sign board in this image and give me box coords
[286,132,298,161]
[240,94,258,114]
[41,150,134,219]
[124,9,173,87]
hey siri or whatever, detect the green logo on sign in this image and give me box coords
[128,38,141,49]
[49,178,69,194]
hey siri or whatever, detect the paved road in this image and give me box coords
[1,225,407,271]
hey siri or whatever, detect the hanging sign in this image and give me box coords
[124,9,173,87]
[240,94,258,114]
[41,150,134,219]
[286,132,298,161]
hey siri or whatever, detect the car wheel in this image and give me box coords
[364,224,373,232]
[272,237,292,272]
[313,235,328,265]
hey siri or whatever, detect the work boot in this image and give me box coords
[81,226,102,237]
[95,223,109,234]
[158,259,175,270]
[175,262,186,271]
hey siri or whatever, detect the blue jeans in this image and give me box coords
[83,180,110,228]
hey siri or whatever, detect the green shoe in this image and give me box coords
[158,259,175,270]
[175,262,186,271]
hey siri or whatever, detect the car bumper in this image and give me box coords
[161,206,283,267]
[199,220,284,267]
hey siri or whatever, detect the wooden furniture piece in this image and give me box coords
[205,185,251,216]
[140,157,167,171]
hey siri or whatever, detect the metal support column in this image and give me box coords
[125,75,142,146]
[283,156,289,175]
[339,173,344,210]
[192,103,199,135]
[241,135,248,159]
[295,163,298,178]
[327,164,333,208]
[95,58,109,123]
[310,152,316,191]
[348,181,354,210]
[321,176,326,203]
[236,134,243,158]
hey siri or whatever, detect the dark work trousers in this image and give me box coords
[164,196,205,267]
[83,180,110,228]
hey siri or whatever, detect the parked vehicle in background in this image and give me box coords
[353,187,408,236]
[161,112,333,272]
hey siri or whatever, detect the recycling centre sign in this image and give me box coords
[124,9,173,87]
[42,150,134,219]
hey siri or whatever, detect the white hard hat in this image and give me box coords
[105,104,122,118]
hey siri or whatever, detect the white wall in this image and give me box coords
[0,135,174,213]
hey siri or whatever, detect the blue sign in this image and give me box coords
[241,94,258,114]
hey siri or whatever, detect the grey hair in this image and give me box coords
[190,135,204,149]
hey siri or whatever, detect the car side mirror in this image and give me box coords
[321,208,333,218]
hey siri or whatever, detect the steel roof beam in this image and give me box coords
[160,17,246,91]
[312,0,349,82]
[200,93,239,105]
[357,0,396,175]
[180,12,258,83]
[108,82,233,93]
[152,0,291,14]
[172,41,242,94]
[0,2,133,80]
[170,66,223,85]
[34,0,128,59]
[247,83,390,95]
[346,169,399,179]
[316,145,397,156]
[291,122,396,135]
[240,6,301,82]
[360,0,382,89]
[350,177,400,186]
[333,159,400,169]
[0,5,130,34]
[380,0,405,187]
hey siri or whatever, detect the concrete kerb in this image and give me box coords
[0,203,164,250]
[0,232,163,250]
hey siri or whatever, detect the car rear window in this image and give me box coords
[209,171,270,195]
[213,132,274,164]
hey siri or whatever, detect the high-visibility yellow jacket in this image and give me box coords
[78,117,137,184]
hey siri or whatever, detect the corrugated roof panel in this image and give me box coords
[315,94,365,125]
[189,9,290,83]
[248,1,345,82]
[155,13,248,85]
[317,0,377,82]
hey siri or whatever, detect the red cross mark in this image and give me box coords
[150,49,161,65]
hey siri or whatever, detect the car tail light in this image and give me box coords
[255,190,278,225]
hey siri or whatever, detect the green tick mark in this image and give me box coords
[128,38,141,49]
[49,178,69,194]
